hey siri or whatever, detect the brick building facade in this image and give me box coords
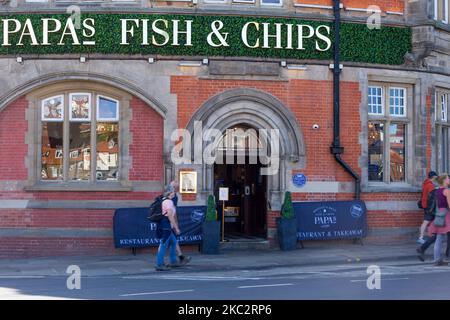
[0,0,449,257]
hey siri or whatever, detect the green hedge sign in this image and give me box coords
[0,13,411,65]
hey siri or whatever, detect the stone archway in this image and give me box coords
[0,72,167,118]
[184,88,305,211]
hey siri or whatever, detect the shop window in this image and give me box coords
[367,84,410,184]
[40,92,119,182]
[436,90,450,173]
[435,0,449,24]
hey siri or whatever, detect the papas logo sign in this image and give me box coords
[350,204,363,218]
[313,206,337,229]
[0,16,331,51]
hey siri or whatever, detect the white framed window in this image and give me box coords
[41,95,64,122]
[40,92,120,182]
[441,93,448,122]
[204,0,227,3]
[97,95,119,122]
[436,89,450,173]
[69,93,91,122]
[261,0,282,6]
[389,87,406,117]
[368,86,383,115]
[367,83,411,184]
[435,0,449,23]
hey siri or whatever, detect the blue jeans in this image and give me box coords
[156,231,178,267]
[433,233,449,262]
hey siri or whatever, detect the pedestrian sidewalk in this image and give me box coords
[0,242,425,277]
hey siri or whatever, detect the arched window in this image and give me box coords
[40,92,120,182]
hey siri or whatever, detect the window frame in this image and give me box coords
[38,91,120,184]
[41,95,64,122]
[367,82,411,186]
[434,0,449,24]
[388,87,407,117]
[435,89,450,174]
[69,92,92,122]
[368,86,384,116]
[97,95,120,122]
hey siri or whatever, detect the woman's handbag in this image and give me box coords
[434,208,448,227]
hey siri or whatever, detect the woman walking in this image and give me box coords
[427,174,450,266]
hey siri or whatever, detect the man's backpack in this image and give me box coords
[147,195,167,222]
[424,189,438,215]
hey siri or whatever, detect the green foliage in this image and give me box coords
[0,13,411,65]
[206,194,217,221]
[281,191,294,220]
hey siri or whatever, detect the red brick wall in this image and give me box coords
[0,95,165,258]
[129,97,164,181]
[171,76,422,239]
[171,77,361,183]
[426,91,432,173]
[0,96,28,180]
[296,0,404,12]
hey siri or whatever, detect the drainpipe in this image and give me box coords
[330,0,361,199]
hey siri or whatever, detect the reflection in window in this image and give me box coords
[368,122,384,182]
[69,123,91,181]
[41,122,64,180]
[389,123,405,182]
[96,123,119,181]
[441,93,448,122]
[98,96,119,121]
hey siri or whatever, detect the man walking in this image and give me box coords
[417,171,438,244]
[170,180,192,266]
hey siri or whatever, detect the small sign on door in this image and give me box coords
[219,187,229,201]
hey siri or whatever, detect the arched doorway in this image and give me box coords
[184,88,305,240]
[214,124,268,239]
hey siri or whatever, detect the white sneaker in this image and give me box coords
[416,238,426,244]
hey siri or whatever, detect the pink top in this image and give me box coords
[428,188,450,235]
[162,199,176,219]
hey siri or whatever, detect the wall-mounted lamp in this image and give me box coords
[202,58,209,65]
[280,61,287,67]
[178,61,203,67]
[148,57,155,64]
[16,56,23,64]
[80,56,87,63]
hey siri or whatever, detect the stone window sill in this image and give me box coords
[24,182,132,192]
[363,183,421,193]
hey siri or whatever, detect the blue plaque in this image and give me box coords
[292,173,307,187]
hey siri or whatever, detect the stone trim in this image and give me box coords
[0,72,168,118]
[361,72,423,192]
[0,227,112,237]
[0,200,151,209]
[24,81,135,190]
